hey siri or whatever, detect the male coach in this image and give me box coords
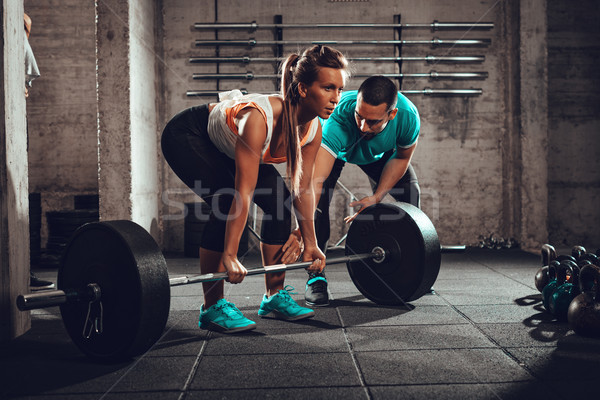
[305,75,421,306]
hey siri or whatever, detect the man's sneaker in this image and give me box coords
[305,272,329,306]
[258,286,315,321]
[30,272,55,291]
[199,298,256,333]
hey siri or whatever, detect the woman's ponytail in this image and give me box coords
[280,53,302,194]
[280,46,348,195]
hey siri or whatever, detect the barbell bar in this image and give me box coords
[192,71,488,80]
[189,55,486,64]
[401,88,483,96]
[193,21,494,30]
[19,250,384,310]
[168,249,384,286]
[185,88,484,97]
[18,242,467,308]
[15,202,456,361]
[195,38,492,47]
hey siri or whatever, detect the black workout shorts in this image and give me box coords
[161,105,292,252]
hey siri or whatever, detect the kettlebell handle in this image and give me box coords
[558,260,579,285]
[578,264,600,298]
[547,260,560,280]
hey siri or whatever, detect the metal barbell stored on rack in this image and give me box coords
[194,38,492,47]
[17,202,464,361]
[193,20,494,30]
[189,55,486,64]
[191,71,488,81]
[185,88,484,97]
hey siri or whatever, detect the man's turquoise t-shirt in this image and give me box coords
[320,90,420,165]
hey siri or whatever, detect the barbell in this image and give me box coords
[194,38,492,47]
[186,88,484,97]
[188,55,486,64]
[191,71,489,81]
[193,20,494,30]
[16,202,462,361]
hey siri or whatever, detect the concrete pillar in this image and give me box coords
[519,0,549,250]
[96,0,161,238]
[0,0,31,341]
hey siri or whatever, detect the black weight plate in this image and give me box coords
[58,220,170,361]
[345,202,441,305]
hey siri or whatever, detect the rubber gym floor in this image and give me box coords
[2,247,599,400]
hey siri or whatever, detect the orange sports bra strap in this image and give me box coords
[224,102,268,135]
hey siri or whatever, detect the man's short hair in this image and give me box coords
[358,76,398,112]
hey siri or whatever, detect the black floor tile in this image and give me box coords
[186,386,366,400]
[355,349,534,385]
[202,326,348,355]
[478,321,572,348]
[346,324,495,351]
[337,304,468,327]
[507,346,600,381]
[369,382,562,400]
[189,353,361,390]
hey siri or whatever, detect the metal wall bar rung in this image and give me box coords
[185,88,483,97]
[192,71,488,80]
[189,55,486,64]
[193,21,494,30]
[195,38,492,47]
[402,88,483,95]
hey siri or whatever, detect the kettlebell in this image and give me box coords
[535,244,557,292]
[542,260,561,310]
[541,244,557,266]
[557,255,577,283]
[567,264,600,337]
[580,253,599,266]
[550,261,580,321]
[571,245,587,261]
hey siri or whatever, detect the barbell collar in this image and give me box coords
[193,21,494,30]
[170,250,382,286]
[194,38,492,47]
[440,245,467,253]
[189,55,486,64]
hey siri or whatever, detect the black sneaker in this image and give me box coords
[30,272,55,291]
[305,272,329,306]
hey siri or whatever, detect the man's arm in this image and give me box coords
[344,143,416,223]
[372,144,416,202]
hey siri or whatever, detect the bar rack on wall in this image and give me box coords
[188,16,494,98]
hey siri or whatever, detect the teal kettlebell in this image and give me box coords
[542,260,561,311]
[550,261,580,321]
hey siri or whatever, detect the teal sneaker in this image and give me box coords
[199,298,256,333]
[258,286,315,321]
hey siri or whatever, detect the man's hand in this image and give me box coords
[344,195,378,224]
[280,229,303,264]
